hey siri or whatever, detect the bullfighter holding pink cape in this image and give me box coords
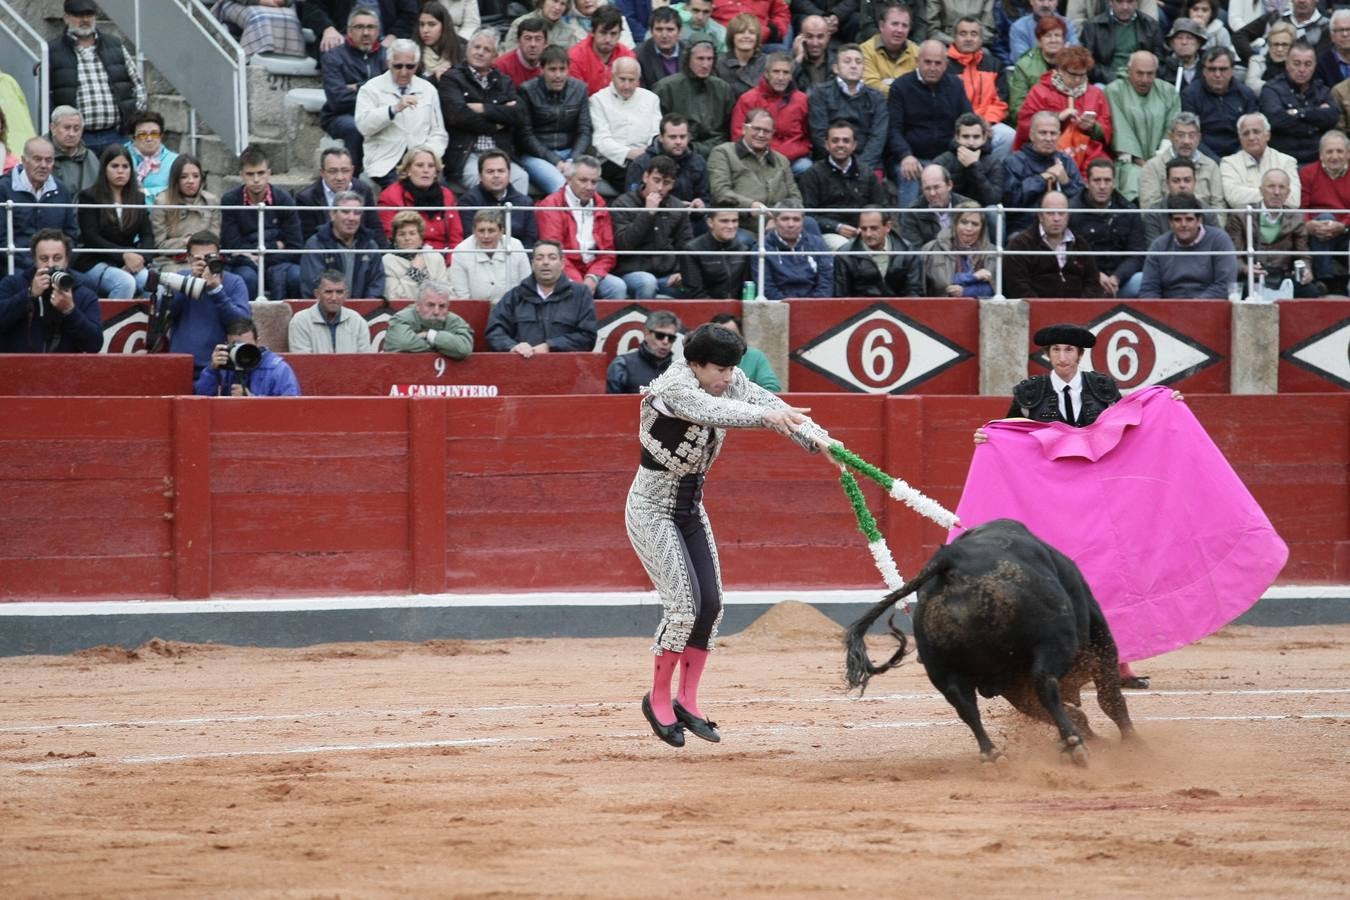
[954,383,1289,667]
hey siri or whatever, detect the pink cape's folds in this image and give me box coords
[950,386,1288,662]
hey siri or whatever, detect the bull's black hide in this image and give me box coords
[844,519,1135,765]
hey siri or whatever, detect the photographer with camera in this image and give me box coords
[194,317,301,397]
[152,230,252,375]
[0,228,102,353]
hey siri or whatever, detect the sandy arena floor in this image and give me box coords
[1,603,1348,898]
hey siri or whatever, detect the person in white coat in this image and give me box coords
[588,57,661,191]
[355,39,449,185]
[449,209,530,302]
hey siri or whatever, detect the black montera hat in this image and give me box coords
[65,0,98,13]
[1034,323,1096,348]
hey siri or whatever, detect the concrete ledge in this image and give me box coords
[2,587,1346,656]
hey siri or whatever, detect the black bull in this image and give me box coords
[844,519,1135,765]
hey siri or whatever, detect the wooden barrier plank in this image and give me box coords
[0,354,194,396]
[284,353,608,396]
[0,557,175,600]
[410,399,448,594]
[0,397,174,439]
[173,397,212,598]
[210,550,412,595]
[211,492,409,552]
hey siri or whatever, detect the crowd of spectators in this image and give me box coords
[8,0,1350,368]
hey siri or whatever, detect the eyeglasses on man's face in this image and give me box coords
[648,331,678,342]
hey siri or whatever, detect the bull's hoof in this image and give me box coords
[1062,735,1089,768]
[980,748,1008,765]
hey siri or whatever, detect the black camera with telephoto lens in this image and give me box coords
[47,267,76,292]
[203,254,224,276]
[222,340,262,373]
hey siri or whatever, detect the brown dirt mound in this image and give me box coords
[726,600,844,648]
[71,644,140,663]
[137,638,218,658]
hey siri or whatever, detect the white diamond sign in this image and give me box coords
[792,304,972,393]
[1283,317,1350,390]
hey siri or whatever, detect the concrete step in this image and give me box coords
[247,62,322,140]
[153,93,216,139]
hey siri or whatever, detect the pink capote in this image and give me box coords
[950,386,1288,663]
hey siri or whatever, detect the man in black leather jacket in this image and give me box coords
[606,309,681,393]
[518,46,594,195]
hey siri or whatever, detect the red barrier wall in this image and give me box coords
[786,298,980,393]
[1,394,1343,601]
[1028,300,1231,392]
[1278,300,1350,392]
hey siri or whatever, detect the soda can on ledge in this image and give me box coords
[741,281,756,301]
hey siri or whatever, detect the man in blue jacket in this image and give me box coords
[1004,111,1085,231]
[1259,42,1339,167]
[299,192,387,299]
[0,229,102,353]
[221,145,305,301]
[763,203,833,299]
[0,138,79,277]
[318,7,387,174]
[887,40,972,207]
[159,230,252,375]
[194,317,302,397]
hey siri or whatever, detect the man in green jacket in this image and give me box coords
[383,281,474,359]
[707,108,803,233]
[709,312,780,390]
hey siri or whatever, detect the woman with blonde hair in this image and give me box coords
[152,154,220,251]
[923,202,995,298]
[715,14,767,99]
[376,147,464,255]
[383,209,450,300]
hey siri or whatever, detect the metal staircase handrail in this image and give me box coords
[0,0,50,137]
[95,0,249,155]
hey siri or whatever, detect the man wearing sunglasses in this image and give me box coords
[606,310,682,393]
[355,39,447,186]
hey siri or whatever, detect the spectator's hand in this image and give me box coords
[123,252,146,273]
[204,268,223,293]
[230,383,249,397]
[1100,272,1119,296]
[510,341,534,357]
[1046,161,1068,184]
[410,254,427,270]
[532,342,550,354]
[626,147,645,161]
[320,26,343,52]
[645,189,662,209]
[49,281,75,314]
[750,201,768,213]
[394,94,418,113]
[467,102,486,113]
[792,33,806,62]
[973,428,989,445]
[945,284,963,297]
[837,224,859,239]
[900,155,922,180]
[974,268,992,282]
[556,159,574,176]
[762,406,810,436]
[1077,110,1097,130]
[666,272,682,288]
[1298,263,1314,285]
[416,330,430,341]
[824,14,839,34]
[258,0,285,6]
[956,145,980,167]
[1252,261,1265,280]
[584,274,599,292]
[210,343,229,370]
[1058,106,1076,123]
[688,198,705,209]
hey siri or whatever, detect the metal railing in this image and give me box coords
[0,0,49,138]
[4,197,1346,303]
[96,0,249,155]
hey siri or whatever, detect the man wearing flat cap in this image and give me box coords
[47,0,147,157]
[1161,17,1207,90]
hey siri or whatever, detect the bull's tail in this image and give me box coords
[843,560,945,694]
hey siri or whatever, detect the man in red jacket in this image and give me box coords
[729,53,812,174]
[1299,129,1350,293]
[713,0,792,49]
[568,6,636,95]
[946,15,1014,161]
[534,155,628,298]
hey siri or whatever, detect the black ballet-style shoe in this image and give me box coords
[673,699,721,743]
[642,693,685,747]
[1120,675,1150,690]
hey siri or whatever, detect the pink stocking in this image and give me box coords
[1119,661,1139,678]
[677,646,711,718]
[650,651,681,724]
